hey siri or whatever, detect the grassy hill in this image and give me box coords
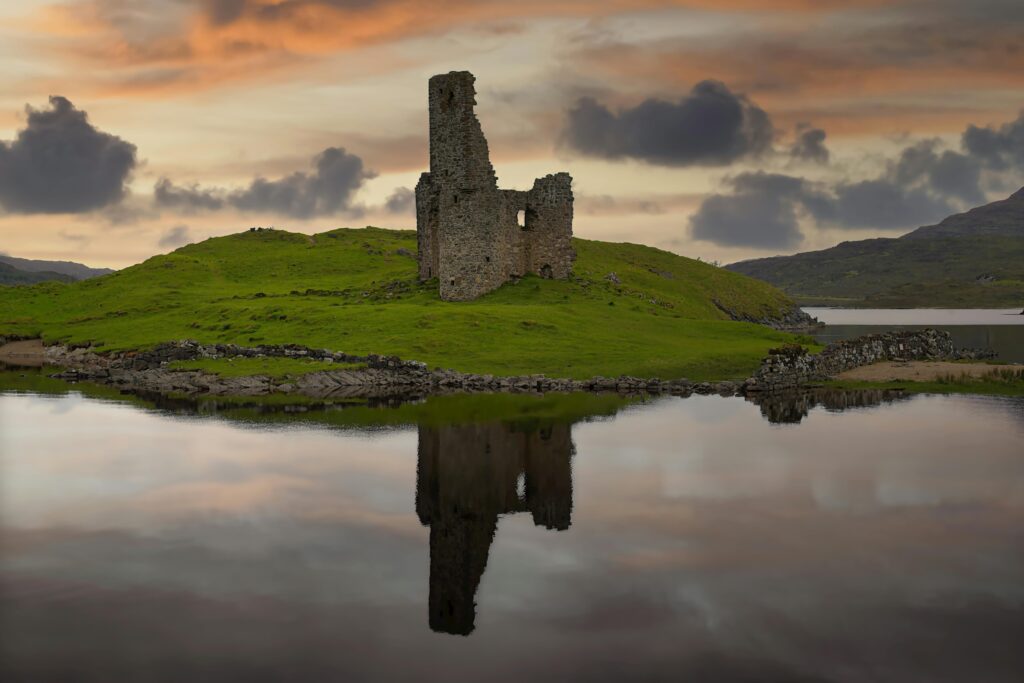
[0,227,809,381]
[728,188,1024,307]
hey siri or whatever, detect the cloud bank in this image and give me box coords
[562,80,773,167]
[155,147,374,218]
[0,97,137,214]
[690,112,1024,249]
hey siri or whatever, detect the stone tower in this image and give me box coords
[416,71,575,301]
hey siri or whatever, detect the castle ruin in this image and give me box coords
[416,71,575,301]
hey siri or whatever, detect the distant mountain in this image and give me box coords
[903,186,1024,240]
[726,188,1024,308]
[0,261,75,286]
[0,254,114,286]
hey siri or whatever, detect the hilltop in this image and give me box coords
[0,227,810,381]
[727,188,1024,307]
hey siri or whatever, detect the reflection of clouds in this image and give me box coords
[2,392,1024,681]
[574,395,1024,507]
[1,396,417,532]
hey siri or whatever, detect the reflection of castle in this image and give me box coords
[415,422,574,635]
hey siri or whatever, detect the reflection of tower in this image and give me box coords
[415,421,574,635]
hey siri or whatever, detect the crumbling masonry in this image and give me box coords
[416,71,575,301]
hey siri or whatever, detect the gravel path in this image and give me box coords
[837,361,1020,382]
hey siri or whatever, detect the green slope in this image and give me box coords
[0,227,808,380]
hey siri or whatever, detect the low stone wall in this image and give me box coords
[745,329,993,392]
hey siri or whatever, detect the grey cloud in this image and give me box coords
[562,80,774,167]
[384,186,414,214]
[158,225,192,249]
[825,140,983,228]
[155,147,374,219]
[691,167,959,249]
[962,111,1024,172]
[689,109,1024,248]
[690,173,816,249]
[154,178,225,211]
[790,126,829,165]
[0,96,137,214]
[229,147,374,217]
[829,180,954,230]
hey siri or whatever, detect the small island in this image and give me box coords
[0,72,822,397]
[0,72,1018,399]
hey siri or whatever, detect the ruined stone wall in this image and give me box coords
[415,71,575,301]
[522,173,575,279]
[747,329,981,392]
[415,172,439,281]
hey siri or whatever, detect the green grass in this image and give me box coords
[826,368,1024,396]
[0,227,810,381]
[168,356,364,379]
[210,391,641,430]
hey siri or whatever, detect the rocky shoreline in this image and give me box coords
[0,328,992,401]
[40,341,743,399]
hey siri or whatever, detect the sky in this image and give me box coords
[0,0,1023,269]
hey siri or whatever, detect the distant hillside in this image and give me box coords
[727,188,1024,307]
[903,187,1024,240]
[0,261,75,286]
[0,228,808,381]
[0,254,114,282]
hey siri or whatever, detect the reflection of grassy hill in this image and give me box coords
[728,188,1024,307]
[0,368,639,429]
[0,227,808,380]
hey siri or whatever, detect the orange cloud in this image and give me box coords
[567,21,1024,136]
[30,0,899,97]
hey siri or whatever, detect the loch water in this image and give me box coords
[806,308,1024,362]
[1,373,1023,682]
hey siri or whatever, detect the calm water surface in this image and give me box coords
[806,308,1024,362]
[1,379,1023,682]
